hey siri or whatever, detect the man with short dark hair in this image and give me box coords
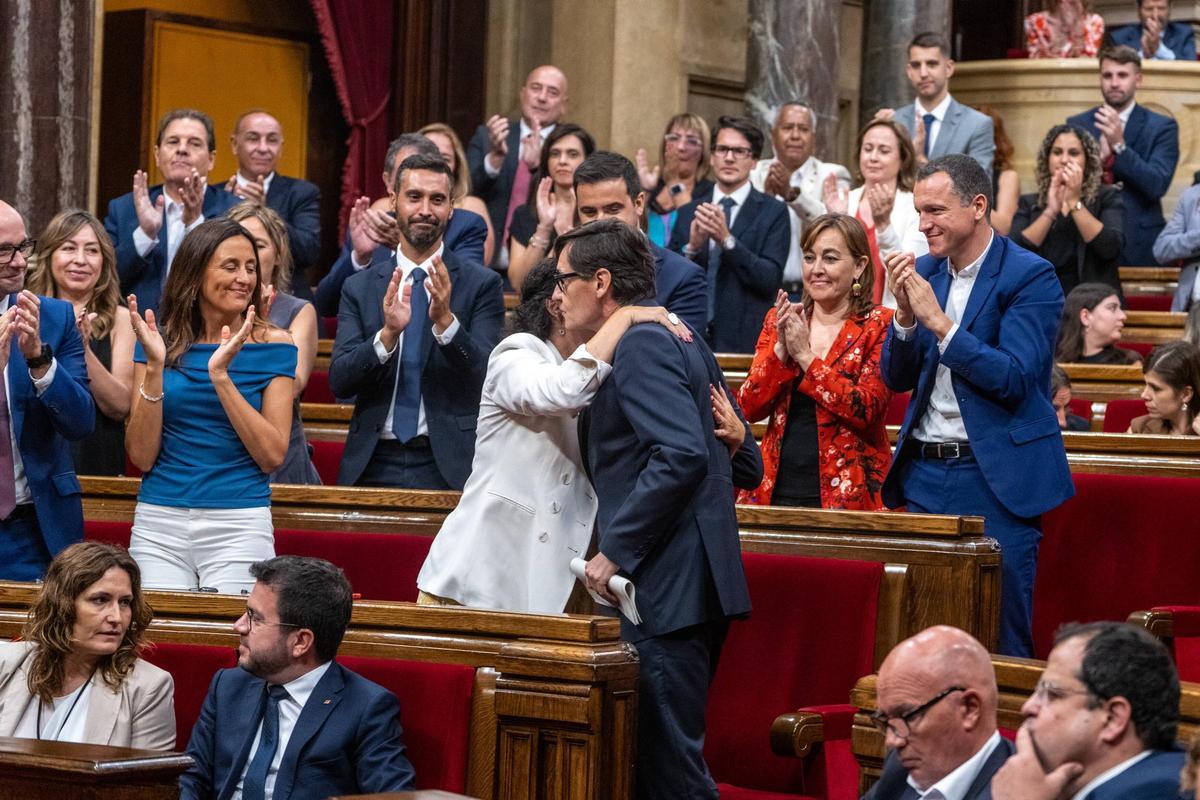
[181,555,417,799]
[329,154,504,490]
[992,621,1184,800]
[1068,46,1179,266]
[1109,0,1196,61]
[573,150,707,331]
[881,154,1073,658]
[669,115,790,352]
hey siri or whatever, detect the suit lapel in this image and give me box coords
[265,175,288,213]
[1123,105,1147,152]
[731,189,760,238]
[151,187,169,265]
[957,236,1005,332]
[932,100,962,158]
[7,295,26,446]
[218,677,270,800]
[964,737,1014,800]
[81,672,120,745]
[271,664,345,800]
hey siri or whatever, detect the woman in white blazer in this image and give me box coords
[417,260,742,614]
[0,541,175,749]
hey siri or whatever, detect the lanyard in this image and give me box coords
[36,675,90,741]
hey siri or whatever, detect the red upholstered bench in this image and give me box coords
[1130,606,1200,683]
[1122,341,1155,358]
[1101,398,1146,432]
[322,317,338,339]
[884,393,910,426]
[139,641,238,750]
[707,553,884,800]
[1125,295,1172,312]
[309,439,345,485]
[274,528,433,602]
[85,519,133,549]
[303,370,337,404]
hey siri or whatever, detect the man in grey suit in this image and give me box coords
[883,32,995,176]
[1153,181,1200,311]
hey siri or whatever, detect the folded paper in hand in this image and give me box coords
[569,557,641,625]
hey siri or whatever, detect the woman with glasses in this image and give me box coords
[636,114,715,247]
[27,210,134,476]
[505,123,596,289]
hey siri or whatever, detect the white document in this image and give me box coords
[569,557,642,625]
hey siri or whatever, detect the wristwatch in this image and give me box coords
[26,343,53,369]
[1073,200,1084,212]
[1113,142,1126,156]
[722,234,736,251]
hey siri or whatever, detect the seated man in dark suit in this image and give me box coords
[224,109,320,299]
[1067,46,1179,266]
[1108,0,1196,61]
[103,108,239,314]
[573,150,707,332]
[329,155,504,490]
[314,133,488,318]
[181,556,416,799]
[866,625,1013,800]
[992,622,1183,800]
[669,115,790,352]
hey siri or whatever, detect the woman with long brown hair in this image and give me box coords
[973,105,1019,235]
[0,541,174,749]
[636,113,715,247]
[125,217,295,593]
[420,122,496,265]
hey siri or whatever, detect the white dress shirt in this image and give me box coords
[131,189,206,277]
[0,296,57,507]
[233,661,332,800]
[702,180,753,259]
[1068,749,1152,800]
[906,731,1001,799]
[749,157,852,282]
[371,243,460,439]
[12,677,92,742]
[916,93,954,154]
[235,170,276,195]
[483,119,554,179]
[895,230,995,443]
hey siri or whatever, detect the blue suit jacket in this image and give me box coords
[1081,748,1185,800]
[7,295,93,556]
[314,210,489,319]
[581,320,762,640]
[180,662,416,800]
[264,174,321,277]
[880,236,1073,519]
[328,248,505,489]
[668,186,790,352]
[1067,105,1179,266]
[1109,21,1197,61]
[466,119,523,264]
[651,242,707,333]
[104,183,240,315]
[862,735,1013,800]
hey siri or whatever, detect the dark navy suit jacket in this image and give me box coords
[668,185,790,352]
[650,242,707,333]
[180,662,416,800]
[314,209,489,319]
[104,183,240,315]
[1081,748,1185,800]
[1067,104,1179,265]
[328,248,505,489]
[862,736,1013,800]
[466,120,523,264]
[264,174,321,282]
[1109,21,1196,61]
[581,320,762,641]
[6,295,93,557]
[880,236,1074,519]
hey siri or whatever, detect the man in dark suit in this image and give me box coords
[573,151,707,331]
[992,622,1184,800]
[466,65,568,266]
[881,155,1073,658]
[669,115,790,352]
[0,201,94,581]
[314,133,488,319]
[866,626,1013,800]
[224,110,321,299]
[329,155,504,490]
[561,219,761,799]
[103,108,239,315]
[1067,46,1179,266]
[181,556,416,799]
[1108,0,1196,61]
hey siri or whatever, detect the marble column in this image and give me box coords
[0,0,96,232]
[858,0,952,120]
[745,0,841,162]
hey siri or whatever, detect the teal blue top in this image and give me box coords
[134,342,297,508]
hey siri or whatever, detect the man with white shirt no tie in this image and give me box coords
[880,155,1072,658]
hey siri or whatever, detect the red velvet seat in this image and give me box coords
[303,370,337,404]
[705,553,883,800]
[884,392,910,426]
[1068,397,1093,423]
[1125,295,1172,312]
[1036,474,1200,657]
[1101,398,1146,433]
[1122,341,1155,358]
[84,519,133,549]
[139,641,238,750]
[309,439,344,485]
[1144,606,1200,683]
[322,317,338,339]
[274,528,432,602]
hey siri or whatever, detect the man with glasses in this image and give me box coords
[0,200,93,582]
[992,621,1183,800]
[670,115,789,352]
[181,556,417,799]
[865,625,1013,800]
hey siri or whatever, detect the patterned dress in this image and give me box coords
[1025,12,1105,58]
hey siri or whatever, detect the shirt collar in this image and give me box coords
[906,731,1002,799]
[714,180,753,208]
[276,660,332,709]
[918,93,954,121]
[1118,101,1136,126]
[951,229,994,279]
[519,120,555,141]
[1068,749,1153,800]
[395,242,446,279]
[236,171,276,194]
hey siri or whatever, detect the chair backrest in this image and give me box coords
[1068,397,1093,423]
[308,440,344,485]
[138,641,238,751]
[273,528,432,602]
[1101,398,1146,433]
[302,371,337,404]
[84,520,133,549]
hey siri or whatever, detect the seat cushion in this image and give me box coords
[274,528,432,602]
[1101,398,1146,433]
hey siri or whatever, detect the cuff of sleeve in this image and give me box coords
[484,155,502,178]
[573,344,613,377]
[31,359,58,393]
[373,330,396,363]
[132,227,157,257]
[433,315,461,344]
[892,318,917,340]
[184,214,205,234]
[352,250,373,271]
[937,322,959,353]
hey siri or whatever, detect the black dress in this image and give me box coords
[1009,185,1125,298]
[74,334,127,476]
[770,388,821,508]
[1078,346,1141,365]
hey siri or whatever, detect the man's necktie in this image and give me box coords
[392,267,429,442]
[241,684,290,800]
[503,159,533,247]
[922,113,936,157]
[0,353,17,519]
[707,196,737,321]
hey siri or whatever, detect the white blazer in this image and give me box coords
[417,333,611,613]
[848,186,928,308]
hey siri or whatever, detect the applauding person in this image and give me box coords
[637,114,714,247]
[126,218,296,593]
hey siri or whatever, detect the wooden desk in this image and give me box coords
[0,737,192,800]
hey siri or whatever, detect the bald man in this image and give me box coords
[865,626,1013,800]
[466,65,569,267]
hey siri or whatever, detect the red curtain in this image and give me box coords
[310,0,396,239]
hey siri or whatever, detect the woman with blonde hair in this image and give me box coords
[0,541,174,749]
[28,210,134,475]
[420,122,496,265]
[636,113,715,246]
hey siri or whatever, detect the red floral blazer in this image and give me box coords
[736,305,895,510]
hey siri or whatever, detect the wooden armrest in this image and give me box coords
[1130,606,1200,639]
[769,703,855,758]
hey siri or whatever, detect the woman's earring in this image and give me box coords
[851,280,863,296]
[558,328,566,336]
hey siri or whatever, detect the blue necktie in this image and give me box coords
[707,196,737,321]
[392,267,428,442]
[242,684,290,800]
[922,113,936,157]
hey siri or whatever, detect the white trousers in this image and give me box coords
[129,502,275,595]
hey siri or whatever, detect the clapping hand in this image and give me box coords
[1094,105,1125,152]
[225,173,266,203]
[884,251,917,324]
[822,173,849,214]
[485,115,510,170]
[381,266,413,347]
[890,256,953,339]
[1142,14,1163,57]
[1045,169,1067,217]
[693,203,731,243]
[132,170,165,239]
[76,309,98,349]
[865,182,895,228]
[0,307,16,373]
[635,148,660,191]
[426,256,455,333]
[1060,161,1083,212]
[780,302,814,370]
[912,119,927,165]
[764,161,795,200]
[178,169,206,226]
[128,294,166,367]
[772,290,793,364]
[209,307,256,378]
[520,120,542,170]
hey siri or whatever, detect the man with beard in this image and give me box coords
[329,154,505,489]
[181,556,417,799]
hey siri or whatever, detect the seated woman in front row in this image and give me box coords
[1129,340,1200,436]
[0,541,175,749]
[1054,282,1142,365]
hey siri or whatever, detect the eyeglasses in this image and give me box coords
[553,271,585,291]
[870,686,965,740]
[665,133,704,150]
[0,239,36,265]
[1031,679,1094,704]
[713,145,754,159]
[240,607,302,632]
